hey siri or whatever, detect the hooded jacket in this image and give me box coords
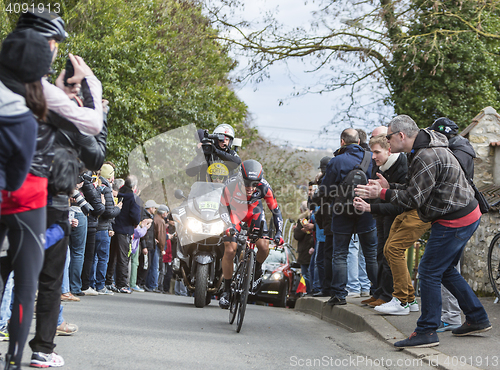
[385,129,477,223]
[0,80,37,193]
[112,185,141,235]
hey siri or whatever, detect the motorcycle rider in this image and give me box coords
[186,124,241,181]
[218,159,284,309]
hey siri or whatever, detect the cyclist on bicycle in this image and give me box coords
[218,159,284,309]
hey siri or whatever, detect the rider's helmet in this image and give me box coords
[241,160,263,187]
[15,9,68,41]
[213,124,235,150]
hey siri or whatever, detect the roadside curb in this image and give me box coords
[295,297,480,370]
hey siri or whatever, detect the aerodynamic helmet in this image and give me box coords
[213,124,235,149]
[241,160,263,187]
[16,9,68,41]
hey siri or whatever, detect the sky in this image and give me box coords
[211,0,395,150]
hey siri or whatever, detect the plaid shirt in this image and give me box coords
[385,129,475,223]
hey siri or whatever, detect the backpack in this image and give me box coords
[448,139,490,214]
[332,151,371,218]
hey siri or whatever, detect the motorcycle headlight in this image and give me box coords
[270,272,283,281]
[187,218,203,234]
[186,218,225,236]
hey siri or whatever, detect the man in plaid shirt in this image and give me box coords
[357,114,491,349]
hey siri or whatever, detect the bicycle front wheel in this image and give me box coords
[229,261,245,324]
[487,233,500,300]
[236,251,254,333]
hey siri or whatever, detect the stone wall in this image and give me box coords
[462,107,500,293]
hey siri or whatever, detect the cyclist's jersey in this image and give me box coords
[220,176,283,237]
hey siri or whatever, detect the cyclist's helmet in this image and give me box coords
[16,9,68,41]
[241,160,263,187]
[213,124,235,149]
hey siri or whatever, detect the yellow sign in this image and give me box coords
[207,163,229,176]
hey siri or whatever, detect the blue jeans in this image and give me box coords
[93,230,111,291]
[347,236,371,293]
[61,248,71,294]
[416,219,489,333]
[146,247,159,290]
[0,272,14,328]
[331,229,378,299]
[301,264,311,293]
[69,211,87,294]
[310,241,324,293]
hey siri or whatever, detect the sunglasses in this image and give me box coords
[386,131,401,140]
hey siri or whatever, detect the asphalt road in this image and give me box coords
[1,293,437,369]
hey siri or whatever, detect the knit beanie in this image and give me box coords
[0,29,52,83]
[100,164,115,180]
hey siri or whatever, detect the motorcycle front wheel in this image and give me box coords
[194,264,209,308]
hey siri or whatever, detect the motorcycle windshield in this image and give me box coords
[127,124,236,245]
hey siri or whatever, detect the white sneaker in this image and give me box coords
[82,287,99,296]
[408,299,419,312]
[374,297,410,315]
[31,352,64,367]
[347,291,361,298]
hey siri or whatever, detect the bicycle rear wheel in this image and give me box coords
[236,251,254,333]
[487,233,500,301]
[229,261,245,324]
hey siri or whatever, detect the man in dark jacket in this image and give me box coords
[358,115,491,349]
[83,164,121,295]
[353,131,408,307]
[105,175,141,294]
[320,128,378,306]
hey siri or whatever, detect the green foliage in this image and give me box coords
[1,0,247,175]
[388,0,500,128]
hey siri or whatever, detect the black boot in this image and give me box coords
[4,354,20,370]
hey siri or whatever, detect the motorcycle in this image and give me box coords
[171,181,226,308]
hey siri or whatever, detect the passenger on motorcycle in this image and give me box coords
[218,160,284,309]
[186,124,241,181]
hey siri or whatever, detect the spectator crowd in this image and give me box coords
[0,7,494,370]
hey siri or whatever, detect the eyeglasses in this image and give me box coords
[386,131,401,140]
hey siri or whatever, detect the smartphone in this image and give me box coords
[64,58,75,87]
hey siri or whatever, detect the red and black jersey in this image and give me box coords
[220,176,283,237]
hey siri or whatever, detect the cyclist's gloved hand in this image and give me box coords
[274,234,284,246]
[225,227,236,237]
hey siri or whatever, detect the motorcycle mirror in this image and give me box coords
[174,189,186,200]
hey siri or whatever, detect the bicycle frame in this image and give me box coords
[229,221,268,332]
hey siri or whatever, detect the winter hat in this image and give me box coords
[144,200,160,209]
[158,204,169,213]
[430,117,459,138]
[100,164,114,180]
[0,29,52,83]
[318,156,332,172]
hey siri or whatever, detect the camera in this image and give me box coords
[78,172,92,184]
[201,130,225,155]
[64,58,75,87]
[71,189,94,216]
